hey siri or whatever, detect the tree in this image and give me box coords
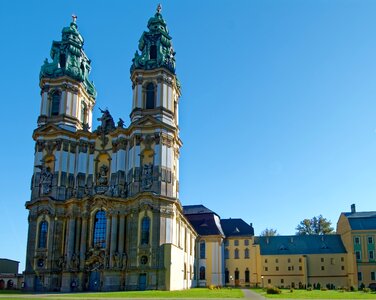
[260,228,278,236]
[296,215,334,235]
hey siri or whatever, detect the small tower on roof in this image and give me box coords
[38,16,96,131]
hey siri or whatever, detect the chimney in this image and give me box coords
[351,204,356,213]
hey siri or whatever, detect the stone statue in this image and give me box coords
[38,165,53,195]
[97,165,108,186]
[97,108,115,133]
[112,251,120,268]
[70,253,80,269]
[117,118,124,128]
[122,253,127,270]
[141,163,153,189]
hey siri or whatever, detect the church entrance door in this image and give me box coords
[89,271,100,291]
[139,273,147,290]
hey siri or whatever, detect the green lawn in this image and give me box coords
[0,288,244,299]
[253,288,376,299]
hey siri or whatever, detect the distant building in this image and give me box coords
[337,204,376,288]
[0,259,23,290]
[253,235,349,289]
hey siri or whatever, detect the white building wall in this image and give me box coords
[71,93,78,118]
[156,83,161,107]
[117,149,126,171]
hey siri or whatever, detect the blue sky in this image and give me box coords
[1,0,376,272]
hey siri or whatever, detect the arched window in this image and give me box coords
[38,221,48,248]
[59,53,66,69]
[224,248,229,259]
[199,266,205,280]
[145,82,155,109]
[244,248,249,259]
[200,241,205,259]
[150,45,157,60]
[81,101,88,123]
[235,268,239,280]
[245,268,250,283]
[141,216,150,245]
[93,210,106,248]
[234,248,239,259]
[51,91,61,116]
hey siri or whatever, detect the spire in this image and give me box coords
[40,17,96,97]
[130,7,176,74]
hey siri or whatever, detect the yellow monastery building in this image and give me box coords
[24,7,376,292]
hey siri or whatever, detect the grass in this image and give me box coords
[0,288,244,299]
[253,288,376,299]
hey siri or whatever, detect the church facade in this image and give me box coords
[24,8,376,294]
[25,8,197,292]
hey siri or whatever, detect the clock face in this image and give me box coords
[37,258,44,268]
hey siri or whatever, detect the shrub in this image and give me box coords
[266,286,281,294]
[306,287,312,291]
[363,287,371,293]
[289,288,294,293]
[360,283,365,290]
[320,287,328,291]
[208,284,215,290]
[350,286,355,291]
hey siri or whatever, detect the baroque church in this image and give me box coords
[24,6,376,293]
[25,7,198,292]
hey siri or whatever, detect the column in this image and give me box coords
[75,217,81,254]
[118,214,125,254]
[110,214,118,267]
[105,214,111,268]
[67,216,76,264]
[80,216,88,269]
[25,215,38,272]
[47,217,56,269]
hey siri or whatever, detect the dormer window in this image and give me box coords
[150,45,157,59]
[145,82,155,109]
[51,91,61,116]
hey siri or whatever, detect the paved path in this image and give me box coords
[242,288,266,299]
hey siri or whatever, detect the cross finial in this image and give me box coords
[156,4,162,14]
[72,14,77,23]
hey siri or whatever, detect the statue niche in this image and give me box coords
[95,154,110,194]
[36,155,55,195]
[141,146,154,190]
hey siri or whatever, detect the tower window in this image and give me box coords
[145,82,155,109]
[200,241,205,259]
[93,210,106,248]
[199,266,205,280]
[141,216,150,245]
[51,91,61,116]
[59,53,66,69]
[150,45,157,60]
[38,221,48,248]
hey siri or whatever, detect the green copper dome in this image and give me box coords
[131,5,176,74]
[40,16,96,97]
